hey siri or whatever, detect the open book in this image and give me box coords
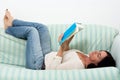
[59,22,84,45]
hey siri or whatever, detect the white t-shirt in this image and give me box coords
[45,49,85,70]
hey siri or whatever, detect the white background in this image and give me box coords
[0,0,120,29]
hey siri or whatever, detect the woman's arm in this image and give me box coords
[45,34,74,69]
[56,46,64,57]
[58,34,74,52]
[56,34,75,58]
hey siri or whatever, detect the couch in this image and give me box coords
[0,24,120,80]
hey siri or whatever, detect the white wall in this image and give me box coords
[0,0,120,29]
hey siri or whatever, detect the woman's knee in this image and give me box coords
[35,23,49,32]
[26,27,38,34]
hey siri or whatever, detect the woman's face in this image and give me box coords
[89,50,107,65]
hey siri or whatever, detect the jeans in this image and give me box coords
[5,19,51,70]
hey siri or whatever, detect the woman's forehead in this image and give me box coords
[100,51,107,56]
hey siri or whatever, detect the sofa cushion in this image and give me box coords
[72,24,118,54]
[48,24,119,54]
[0,28,26,66]
[110,33,120,70]
[0,63,120,80]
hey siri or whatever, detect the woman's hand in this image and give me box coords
[56,34,74,57]
[58,33,74,51]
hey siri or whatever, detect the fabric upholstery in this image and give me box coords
[111,33,120,70]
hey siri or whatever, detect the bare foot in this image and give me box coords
[5,9,14,22]
[4,9,14,29]
[4,15,9,29]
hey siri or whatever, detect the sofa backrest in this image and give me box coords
[111,33,120,70]
[0,24,119,67]
[48,24,118,53]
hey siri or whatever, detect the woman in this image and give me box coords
[45,34,116,69]
[4,10,116,70]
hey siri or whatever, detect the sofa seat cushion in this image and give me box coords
[0,63,119,80]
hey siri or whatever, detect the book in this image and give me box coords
[59,22,84,45]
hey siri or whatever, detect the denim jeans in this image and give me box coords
[5,19,51,70]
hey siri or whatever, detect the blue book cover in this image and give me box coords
[59,22,84,45]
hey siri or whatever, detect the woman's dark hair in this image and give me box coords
[87,50,116,68]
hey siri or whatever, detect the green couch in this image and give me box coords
[0,24,120,80]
